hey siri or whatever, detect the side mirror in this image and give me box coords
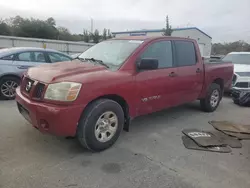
[137,58,158,71]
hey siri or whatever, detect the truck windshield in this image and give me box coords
[78,40,143,69]
[223,54,250,65]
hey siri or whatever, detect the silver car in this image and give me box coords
[0,47,73,100]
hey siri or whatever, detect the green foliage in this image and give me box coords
[46,17,56,26]
[0,21,11,35]
[212,41,250,55]
[102,28,107,40]
[107,29,112,39]
[83,30,90,42]
[91,29,101,43]
[0,15,112,43]
[57,26,71,40]
[162,15,172,36]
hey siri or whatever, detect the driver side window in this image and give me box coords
[140,40,173,68]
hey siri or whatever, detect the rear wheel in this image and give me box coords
[0,76,20,100]
[77,99,124,152]
[200,83,221,112]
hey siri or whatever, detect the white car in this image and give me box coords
[223,52,250,91]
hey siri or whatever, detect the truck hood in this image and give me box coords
[27,60,107,83]
[234,64,250,73]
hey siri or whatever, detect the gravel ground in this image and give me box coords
[1,97,250,188]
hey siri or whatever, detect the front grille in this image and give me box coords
[235,82,249,88]
[235,72,250,77]
[33,83,45,99]
[21,76,46,100]
[23,78,34,93]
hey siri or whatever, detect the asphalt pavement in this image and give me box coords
[1,97,250,188]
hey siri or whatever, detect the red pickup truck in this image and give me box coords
[15,36,233,151]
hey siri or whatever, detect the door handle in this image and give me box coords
[169,72,177,77]
[196,68,202,73]
[17,66,31,69]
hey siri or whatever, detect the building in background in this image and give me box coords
[112,27,212,57]
[0,35,94,55]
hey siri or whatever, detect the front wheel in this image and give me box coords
[0,76,20,100]
[77,99,124,152]
[200,83,221,112]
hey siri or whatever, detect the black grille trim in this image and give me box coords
[33,83,45,99]
[235,82,249,88]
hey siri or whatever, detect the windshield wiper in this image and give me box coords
[83,57,109,68]
[74,56,85,61]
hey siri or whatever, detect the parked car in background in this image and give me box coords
[16,36,233,152]
[0,47,73,100]
[222,52,250,91]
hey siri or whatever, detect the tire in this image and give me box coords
[233,99,239,105]
[77,99,124,152]
[200,83,221,112]
[0,76,20,100]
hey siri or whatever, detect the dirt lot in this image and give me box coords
[1,97,250,188]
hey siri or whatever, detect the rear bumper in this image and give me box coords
[15,87,84,137]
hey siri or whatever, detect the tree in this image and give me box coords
[83,30,90,42]
[0,21,11,35]
[57,26,72,40]
[46,17,56,26]
[102,28,107,40]
[162,15,172,36]
[0,15,113,42]
[107,29,112,39]
[212,41,250,55]
[91,29,101,43]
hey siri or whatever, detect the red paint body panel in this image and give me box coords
[15,37,234,137]
[15,87,84,136]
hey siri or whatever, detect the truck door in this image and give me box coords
[13,51,48,72]
[173,40,203,104]
[135,40,179,115]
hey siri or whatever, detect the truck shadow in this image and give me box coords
[129,101,202,133]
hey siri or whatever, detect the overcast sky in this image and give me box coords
[0,0,250,43]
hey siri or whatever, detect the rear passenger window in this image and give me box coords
[140,41,173,68]
[174,41,196,66]
[34,52,46,62]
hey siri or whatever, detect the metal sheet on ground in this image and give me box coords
[221,131,250,140]
[182,129,225,147]
[210,130,242,148]
[209,121,250,134]
[182,136,232,153]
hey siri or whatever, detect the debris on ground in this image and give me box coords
[182,120,250,152]
[209,120,250,140]
[182,136,232,153]
[209,121,250,134]
[182,129,225,147]
[231,90,250,107]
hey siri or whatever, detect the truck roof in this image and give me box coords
[113,36,196,42]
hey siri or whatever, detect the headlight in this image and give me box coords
[44,82,82,101]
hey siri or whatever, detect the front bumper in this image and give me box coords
[15,87,84,137]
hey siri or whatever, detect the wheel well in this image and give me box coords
[0,74,21,82]
[213,78,224,91]
[84,94,130,131]
[96,94,129,118]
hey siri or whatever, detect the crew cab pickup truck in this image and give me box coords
[15,36,234,152]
